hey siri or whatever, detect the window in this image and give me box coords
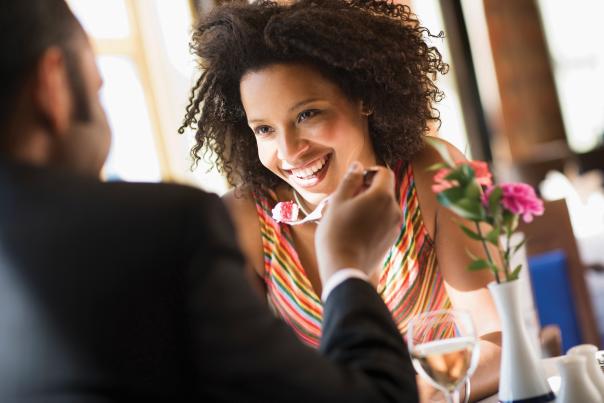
[410,0,471,156]
[538,0,604,153]
[67,0,229,194]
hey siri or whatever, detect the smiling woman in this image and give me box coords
[181,0,502,401]
[240,63,376,206]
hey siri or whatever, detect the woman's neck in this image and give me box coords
[292,188,315,217]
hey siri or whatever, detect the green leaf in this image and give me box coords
[426,162,448,172]
[447,205,482,221]
[451,198,486,221]
[513,237,527,254]
[436,187,466,207]
[460,225,483,241]
[509,264,523,281]
[425,137,455,167]
[488,187,503,213]
[445,169,465,183]
[468,260,490,271]
[489,206,502,225]
[502,211,519,232]
[460,163,475,181]
[485,227,500,246]
[465,182,482,200]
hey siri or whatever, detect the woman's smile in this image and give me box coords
[282,153,332,189]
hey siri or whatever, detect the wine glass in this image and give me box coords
[407,309,480,403]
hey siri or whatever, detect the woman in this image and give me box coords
[181,0,501,400]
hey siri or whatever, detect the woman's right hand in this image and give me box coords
[315,162,401,284]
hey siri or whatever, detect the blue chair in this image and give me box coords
[528,249,583,352]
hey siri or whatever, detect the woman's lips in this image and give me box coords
[289,154,329,178]
[286,153,332,189]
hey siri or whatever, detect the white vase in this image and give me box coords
[556,355,601,403]
[488,280,555,402]
[504,232,541,352]
[567,344,604,400]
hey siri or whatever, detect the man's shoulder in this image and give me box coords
[101,180,217,207]
[3,162,222,225]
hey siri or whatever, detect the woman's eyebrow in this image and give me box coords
[288,98,322,112]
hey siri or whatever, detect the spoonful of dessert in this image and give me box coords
[272,169,377,226]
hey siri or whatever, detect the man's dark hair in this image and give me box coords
[0,0,90,130]
[180,0,448,190]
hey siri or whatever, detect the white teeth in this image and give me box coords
[291,155,328,178]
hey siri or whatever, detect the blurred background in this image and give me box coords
[68,0,604,349]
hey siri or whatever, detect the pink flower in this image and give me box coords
[483,183,544,223]
[431,160,493,193]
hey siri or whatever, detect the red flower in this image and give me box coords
[469,160,493,187]
[432,160,493,193]
[432,167,456,193]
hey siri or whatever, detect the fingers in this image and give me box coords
[331,161,365,203]
[360,166,396,198]
[362,169,378,188]
[360,166,401,226]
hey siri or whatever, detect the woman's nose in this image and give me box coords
[276,129,309,162]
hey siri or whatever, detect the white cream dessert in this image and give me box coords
[272,201,299,223]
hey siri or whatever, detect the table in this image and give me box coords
[478,357,562,403]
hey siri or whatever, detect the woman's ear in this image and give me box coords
[360,101,373,117]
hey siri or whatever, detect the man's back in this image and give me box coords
[0,158,220,400]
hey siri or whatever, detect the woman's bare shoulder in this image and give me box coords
[222,187,264,275]
[413,137,468,171]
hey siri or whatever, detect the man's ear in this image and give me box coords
[32,47,73,136]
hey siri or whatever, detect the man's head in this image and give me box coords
[0,0,111,177]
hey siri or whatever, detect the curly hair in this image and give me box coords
[180,0,448,189]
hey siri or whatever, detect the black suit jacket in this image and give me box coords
[0,158,418,402]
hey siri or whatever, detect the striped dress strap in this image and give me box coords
[378,161,451,336]
[253,188,323,347]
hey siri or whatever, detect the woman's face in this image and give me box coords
[240,63,376,205]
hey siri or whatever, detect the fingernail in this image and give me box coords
[348,161,360,173]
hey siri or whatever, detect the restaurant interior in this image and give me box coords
[3,0,604,401]
[72,0,604,351]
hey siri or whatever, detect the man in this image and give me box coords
[0,1,417,402]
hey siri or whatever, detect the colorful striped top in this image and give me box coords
[253,161,451,347]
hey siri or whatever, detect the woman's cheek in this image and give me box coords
[257,144,280,175]
[317,120,337,138]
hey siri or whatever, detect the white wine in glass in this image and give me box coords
[407,310,480,403]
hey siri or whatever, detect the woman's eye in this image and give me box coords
[254,126,273,136]
[297,109,319,123]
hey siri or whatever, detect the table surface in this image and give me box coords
[477,357,561,403]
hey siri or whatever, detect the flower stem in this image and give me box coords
[494,222,509,282]
[504,229,512,281]
[475,221,500,284]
